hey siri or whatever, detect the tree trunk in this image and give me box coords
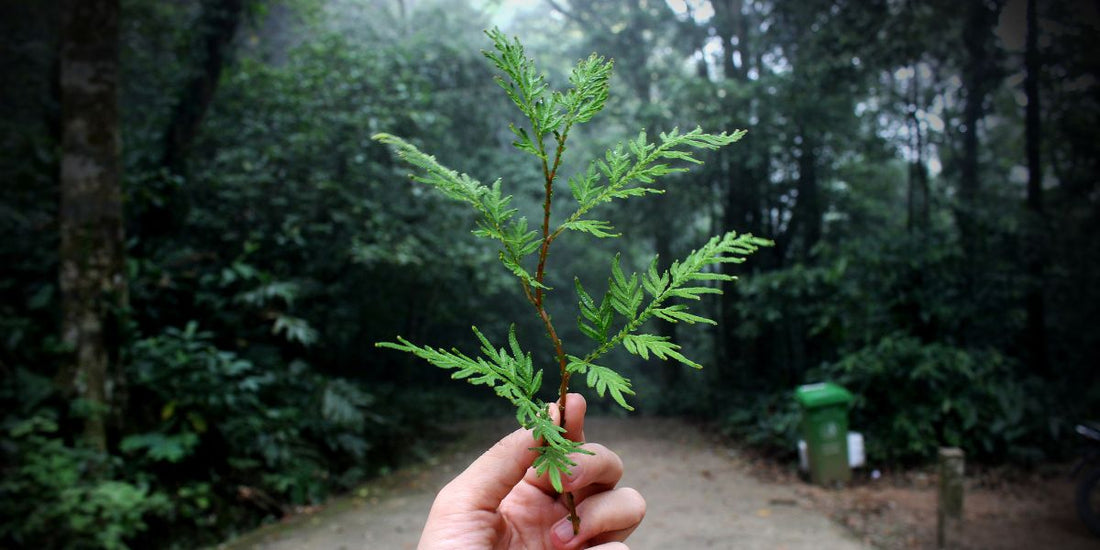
[1023,0,1049,376]
[161,0,244,171]
[907,65,930,234]
[957,1,999,260]
[134,0,243,252]
[955,1,1000,345]
[59,0,125,452]
[795,127,821,259]
[713,0,747,80]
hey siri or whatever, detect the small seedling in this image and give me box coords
[375,29,770,532]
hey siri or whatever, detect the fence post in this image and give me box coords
[937,447,965,549]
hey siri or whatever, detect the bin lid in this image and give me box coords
[794,382,852,408]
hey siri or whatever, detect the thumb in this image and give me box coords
[442,393,586,511]
[443,425,540,511]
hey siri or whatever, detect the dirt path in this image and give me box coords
[218,417,868,550]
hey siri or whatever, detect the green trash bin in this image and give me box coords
[795,382,853,486]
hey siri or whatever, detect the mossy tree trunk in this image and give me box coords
[59,0,126,452]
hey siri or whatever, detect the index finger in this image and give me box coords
[550,392,586,442]
[437,393,587,511]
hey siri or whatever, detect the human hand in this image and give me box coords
[417,393,645,549]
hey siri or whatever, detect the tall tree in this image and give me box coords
[956,0,1002,261]
[59,0,125,451]
[161,0,244,171]
[1022,0,1048,375]
[904,63,931,234]
[130,0,244,254]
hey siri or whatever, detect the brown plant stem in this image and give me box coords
[527,131,580,534]
[518,273,578,534]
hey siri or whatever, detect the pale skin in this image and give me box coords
[418,394,646,549]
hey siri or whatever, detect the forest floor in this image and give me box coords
[215,417,1098,550]
[759,454,1100,549]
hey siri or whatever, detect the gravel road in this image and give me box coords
[218,417,868,550]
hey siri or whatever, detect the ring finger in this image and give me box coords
[550,487,646,549]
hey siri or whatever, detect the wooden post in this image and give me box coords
[937,447,965,549]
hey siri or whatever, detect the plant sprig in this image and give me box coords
[374,28,770,533]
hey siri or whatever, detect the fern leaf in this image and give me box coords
[563,53,613,124]
[557,127,746,236]
[483,29,550,128]
[561,219,620,238]
[568,163,602,205]
[587,364,635,410]
[500,252,548,290]
[375,325,543,411]
[642,256,670,297]
[574,278,613,343]
[574,231,772,372]
[508,123,544,159]
[609,254,643,318]
[622,334,702,369]
[652,304,717,325]
[565,357,635,411]
[664,286,723,301]
[373,133,487,207]
[532,439,589,493]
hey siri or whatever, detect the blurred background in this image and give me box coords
[1,0,1097,548]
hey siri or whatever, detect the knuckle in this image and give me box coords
[618,487,646,521]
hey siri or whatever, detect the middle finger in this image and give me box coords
[524,442,623,499]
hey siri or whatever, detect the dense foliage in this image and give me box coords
[1,0,1097,547]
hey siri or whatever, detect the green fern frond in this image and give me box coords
[376,327,593,481]
[532,439,591,493]
[574,278,614,344]
[560,219,619,238]
[556,127,746,238]
[574,231,773,380]
[609,254,644,318]
[561,53,613,125]
[483,29,550,131]
[376,325,542,418]
[375,31,768,498]
[567,357,636,410]
[622,334,701,369]
[372,133,488,206]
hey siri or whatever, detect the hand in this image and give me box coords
[418,393,645,549]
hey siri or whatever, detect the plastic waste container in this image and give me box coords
[795,382,853,485]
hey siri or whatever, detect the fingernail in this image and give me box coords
[553,518,575,542]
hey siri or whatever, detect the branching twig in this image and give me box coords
[374,27,768,541]
[530,128,581,532]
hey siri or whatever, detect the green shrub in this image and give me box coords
[811,333,1057,465]
[0,414,169,550]
[0,321,472,549]
[127,323,373,489]
[117,321,470,546]
[719,334,1061,466]
[720,390,802,457]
